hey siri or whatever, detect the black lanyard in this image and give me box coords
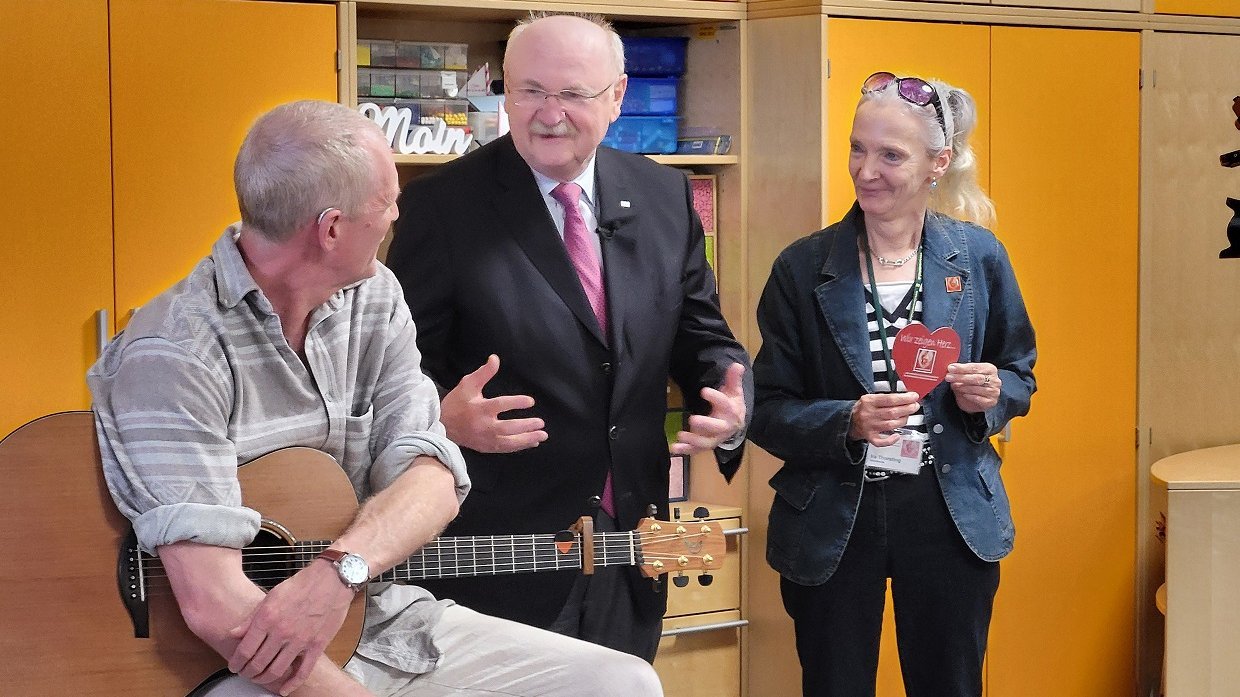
[861,233,924,392]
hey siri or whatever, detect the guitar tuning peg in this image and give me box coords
[693,506,710,520]
[673,573,690,588]
[652,577,664,593]
[646,504,659,517]
[698,573,714,587]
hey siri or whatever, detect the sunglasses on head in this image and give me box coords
[862,71,948,141]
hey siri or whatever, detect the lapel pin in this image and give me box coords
[620,200,631,208]
[945,276,962,293]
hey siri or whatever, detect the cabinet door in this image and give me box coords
[1153,0,1240,16]
[825,20,991,696]
[0,0,113,438]
[987,26,1139,697]
[825,19,991,225]
[991,0,1140,9]
[110,0,338,319]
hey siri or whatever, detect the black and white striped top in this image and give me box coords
[865,281,927,435]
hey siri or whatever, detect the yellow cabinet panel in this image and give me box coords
[0,0,112,438]
[825,18,991,225]
[1155,0,1240,17]
[110,0,338,317]
[656,610,743,697]
[987,26,1139,697]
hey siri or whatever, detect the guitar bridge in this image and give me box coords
[117,528,150,638]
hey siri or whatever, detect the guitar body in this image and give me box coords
[0,412,724,694]
[0,412,364,696]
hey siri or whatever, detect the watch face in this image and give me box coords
[338,553,369,586]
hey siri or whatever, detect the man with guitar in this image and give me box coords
[87,100,662,697]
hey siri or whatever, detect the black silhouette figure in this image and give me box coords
[1222,98,1240,258]
[1221,198,1240,259]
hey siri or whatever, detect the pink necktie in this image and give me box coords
[551,182,615,517]
[551,183,608,338]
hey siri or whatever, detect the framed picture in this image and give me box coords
[688,174,718,274]
[669,454,689,502]
[665,408,690,502]
[688,174,717,234]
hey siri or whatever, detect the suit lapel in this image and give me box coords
[813,206,875,390]
[918,214,969,342]
[489,138,607,346]
[594,149,639,356]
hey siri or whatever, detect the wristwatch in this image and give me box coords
[317,548,370,592]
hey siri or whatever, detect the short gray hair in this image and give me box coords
[506,12,626,78]
[234,100,386,242]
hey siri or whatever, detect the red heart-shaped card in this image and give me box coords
[891,324,961,395]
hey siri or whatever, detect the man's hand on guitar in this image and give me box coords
[227,560,355,695]
[441,354,548,453]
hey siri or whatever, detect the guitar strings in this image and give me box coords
[129,530,723,587]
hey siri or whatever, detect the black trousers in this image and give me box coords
[780,469,1000,697]
[548,512,664,662]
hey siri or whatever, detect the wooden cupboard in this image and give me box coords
[109,0,338,321]
[1138,28,1240,697]
[0,0,338,438]
[0,0,113,440]
[746,14,1139,697]
[655,502,747,697]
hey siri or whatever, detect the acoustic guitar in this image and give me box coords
[0,412,724,696]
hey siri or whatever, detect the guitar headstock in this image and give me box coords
[632,517,726,579]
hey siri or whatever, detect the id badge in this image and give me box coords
[864,428,927,475]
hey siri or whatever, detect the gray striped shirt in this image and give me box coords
[88,225,469,673]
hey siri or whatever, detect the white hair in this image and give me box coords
[233,100,386,242]
[506,12,626,78]
[860,79,996,228]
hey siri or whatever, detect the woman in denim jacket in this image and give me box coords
[751,73,1036,697]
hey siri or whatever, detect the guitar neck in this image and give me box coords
[293,530,644,582]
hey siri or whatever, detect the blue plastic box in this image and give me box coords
[621,77,679,116]
[601,116,679,154]
[621,37,688,76]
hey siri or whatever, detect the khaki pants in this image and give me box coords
[199,605,663,697]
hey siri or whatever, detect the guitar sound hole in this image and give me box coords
[242,529,298,592]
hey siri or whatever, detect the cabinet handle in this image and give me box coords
[661,619,748,637]
[96,309,110,358]
[723,527,749,537]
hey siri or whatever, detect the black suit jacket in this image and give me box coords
[387,135,752,627]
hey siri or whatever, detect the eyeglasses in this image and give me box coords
[862,71,947,141]
[316,207,339,225]
[508,79,619,109]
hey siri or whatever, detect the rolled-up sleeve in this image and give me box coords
[368,290,470,502]
[88,337,260,554]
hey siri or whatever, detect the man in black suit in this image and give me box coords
[387,12,751,662]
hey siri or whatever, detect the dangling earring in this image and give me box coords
[930,179,939,190]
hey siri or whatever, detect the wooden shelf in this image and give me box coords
[357,0,744,23]
[393,152,737,166]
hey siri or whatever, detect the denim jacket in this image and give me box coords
[751,204,1037,585]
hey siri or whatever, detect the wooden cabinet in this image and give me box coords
[1153,0,1240,17]
[110,0,338,320]
[0,0,113,439]
[1151,447,1240,696]
[0,0,337,437]
[746,14,1139,697]
[655,502,746,697]
[985,25,1139,697]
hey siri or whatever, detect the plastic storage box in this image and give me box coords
[621,77,679,116]
[601,116,679,154]
[621,37,688,76]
